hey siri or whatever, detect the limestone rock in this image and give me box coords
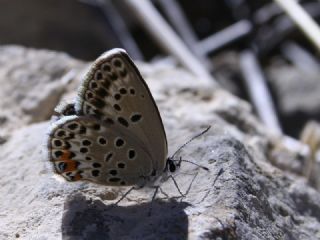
[0,45,85,142]
[0,46,319,239]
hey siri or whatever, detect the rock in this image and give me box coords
[1,46,320,239]
[0,45,84,142]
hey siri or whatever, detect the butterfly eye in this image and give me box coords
[168,160,176,173]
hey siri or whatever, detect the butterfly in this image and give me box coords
[47,48,183,189]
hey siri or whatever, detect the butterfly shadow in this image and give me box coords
[61,192,190,240]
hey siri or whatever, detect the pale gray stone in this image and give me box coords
[0,46,319,239]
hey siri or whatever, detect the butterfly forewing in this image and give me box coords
[48,116,154,186]
[75,49,167,173]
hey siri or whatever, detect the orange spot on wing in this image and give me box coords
[52,150,79,173]
[61,151,72,161]
[64,161,78,172]
[73,173,82,181]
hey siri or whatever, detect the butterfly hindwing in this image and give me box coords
[75,49,167,172]
[48,115,154,186]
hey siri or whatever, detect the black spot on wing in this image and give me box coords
[130,114,142,123]
[109,177,121,182]
[117,117,128,127]
[57,130,66,137]
[128,149,136,159]
[80,147,88,153]
[105,152,113,162]
[114,93,121,101]
[98,137,107,145]
[115,138,125,147]
[54,139,62,147]
[91,98,105,109]
[54,151,63,158]
[109,170,118,176]
[92,170,100,177]
[96,88,108,98]
[113,104,121,112]
[93,124,101,131]
[117,162,125,168]
[82,140,92,146]
[93,163,102,168]
[119,88,127,95]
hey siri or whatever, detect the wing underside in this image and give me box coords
[48,116,153,186]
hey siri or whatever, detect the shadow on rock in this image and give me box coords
[61,193,190,240]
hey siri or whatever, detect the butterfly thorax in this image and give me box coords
[134,158,179,188]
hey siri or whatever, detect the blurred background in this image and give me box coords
[1,0,320,140]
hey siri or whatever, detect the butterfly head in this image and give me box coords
[164,157,180,174]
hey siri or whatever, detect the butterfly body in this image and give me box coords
[48,49,172,187]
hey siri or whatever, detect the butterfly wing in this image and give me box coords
[74,48,167,172]
[48,116,155,186]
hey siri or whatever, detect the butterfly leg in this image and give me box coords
[159,186,170,199]
[148,186,159,216]
[168,175,185,198]
[113,186,137,206]
[198,168,224,203]
[184,172,199,196]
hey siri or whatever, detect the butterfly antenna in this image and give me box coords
[172,158,209,171]
[171,126,211,159]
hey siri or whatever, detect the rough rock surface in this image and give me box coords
[0,46,320,239]
[0,45,85,143]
